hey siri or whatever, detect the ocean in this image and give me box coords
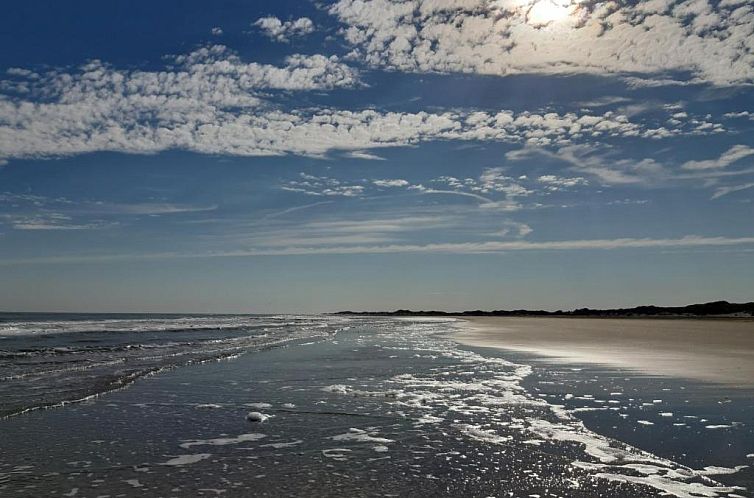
[0,314,751,496]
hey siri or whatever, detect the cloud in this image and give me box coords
[0,193,217,231]
[537,175,588,190]
[88,202,218,215]
[373,179,410,187]
[0,212,113,231]
[724,111,754,120]
[0,39,727,165]
[411,186,497,205]
[281,173,366,197]
[496,220,533,238]
[6,235,754,264]
[218,214,461,248]
[711,182,754,199]
[576,96,632,109]
[681,145,754,170]
[254,16,315,42]
[344,150,387,160]
[508,146,669,185]
[0,31,727,166]
[2,90,698,163]
[329,0,754,86]
[211,27,223,36]
[282,168,544,210]
[263,201,334,219]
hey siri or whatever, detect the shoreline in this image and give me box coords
[452,316,754,388]
[340,312,754,321]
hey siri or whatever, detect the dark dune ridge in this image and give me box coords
[337,300,754,317]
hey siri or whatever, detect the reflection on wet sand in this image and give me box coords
[456,317,754,387]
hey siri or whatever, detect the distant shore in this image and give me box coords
[335,300,754,319]
[454,316,754,387]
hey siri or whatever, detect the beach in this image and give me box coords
[1,314,752,497]
[455,317,754,387]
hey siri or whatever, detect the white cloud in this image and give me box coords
[373,179,410,187]
[508,146,669,185]
[89,202,218,215]
[282,173,366,197]
[1,91,701,163]
[254,16,315,42]
[345,150,387,160]
[0,193,217,231]
[537,175,588,190]
[576,96,632,109]
[329,0,754,85]
[211,27,223,36]
[497,220,533,238]
[711,182,754,199]
[724,111,754,120]
[681,145,754,170]
[1,212,113,231]
[6,235,754,264]
[0,43,726,165]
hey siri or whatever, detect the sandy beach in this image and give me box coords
[455,317,754,387]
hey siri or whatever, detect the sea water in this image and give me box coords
[0,315,751,496]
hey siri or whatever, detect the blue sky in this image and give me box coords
[1,0,753,313]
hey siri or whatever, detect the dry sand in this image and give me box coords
[455,317,754,387]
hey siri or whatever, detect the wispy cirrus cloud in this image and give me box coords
[344,150,387,161]
[0,192,218,230]
[2,213,114,231]
[681,145,754,170]
[5,235,754,265]
[711,182,754,199]
[506,146,669,185]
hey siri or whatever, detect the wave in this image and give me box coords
[0,314,338,337]
[0,314,349,418]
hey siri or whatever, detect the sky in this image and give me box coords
[0,0,753,313]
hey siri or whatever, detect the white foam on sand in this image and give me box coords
[592,472,743,498]
[163,454,212,466]
[698,466,749,476]
[322,448,352,461]
[179,433,266,449]
[322,384,400,398]
[330,428,394,444]
[455,424,512,445]
[260,440,303,449]
[246,411,272,423]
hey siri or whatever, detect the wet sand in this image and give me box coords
[455,317,754,387]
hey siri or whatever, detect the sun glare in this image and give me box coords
[527,0,572,26]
